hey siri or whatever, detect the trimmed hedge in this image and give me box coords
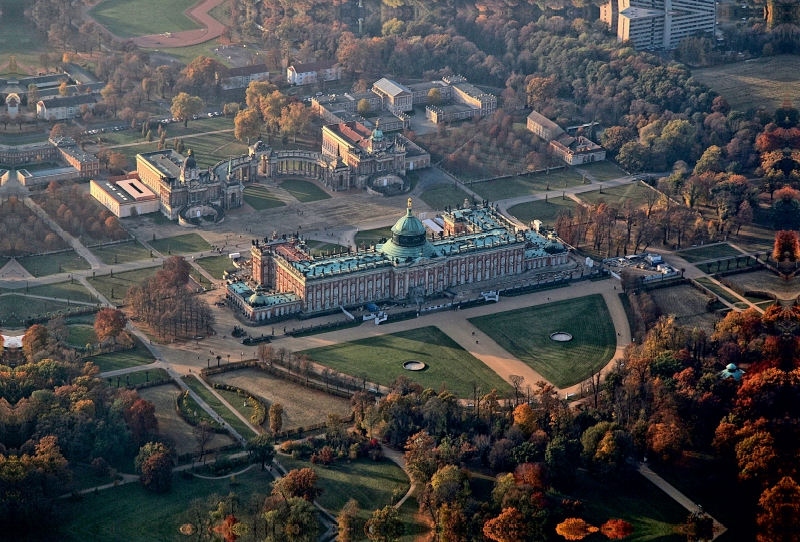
[212,382,267,426]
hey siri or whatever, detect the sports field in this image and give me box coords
[89,0,200,39]
[468,295,617,388]
[301,326,513,398]
[692,55,800,112]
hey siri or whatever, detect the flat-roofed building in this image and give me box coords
[602,0,716,50]
[372,78,413,113]
[50,137,100,178]
[445,76,497,116]
[90,175,160,217]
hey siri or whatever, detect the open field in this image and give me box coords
[210,367,352,431]
[87,267,158,302]
[0,295,76,328]
[89,0,200,38]
[301,326,514,398]
[468,295,617,389]
[508,197,577,225]
[243,185,286,210]
[0,0,48,59]
[279,179,331,203]
[649,284,718,334]
[183,375,257,437]
[279,456,409,517]
[695,277,741,305]
[143,39,227,66]
[25,280,97,304]
[150,233,211,255]
[577,161,627,181]
[691,55,800,112]
[114,132,248,170]
[91,242,153,265]
[61,462,272,541]
[138,384,233,457]
[725,269,800,301]
[111,368,170,388]
[579,182,656,207]
[354,227,394,247]
[419,183,473,211]
[88,340,156,372]
[470,169,584,201]
[16,251,91,277]
[97,117,234,146]
[66,325,97,347]
[196,255,235,279]
[677,243,742,263]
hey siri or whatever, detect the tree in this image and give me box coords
[171,92,204,127]
[94,307,127,343]
[600,519,634,540]
[757,477,800,542]
[246,433,275,470]
[223,102,240,117]
[125,399,159,447]
[357,99,371,115]
[427,88,442,106]
[483,507,527,542]
[49,123,68,139]
[526,76,558,108]
[27,84,40,109]
[338,499,361,542]
[101,83,121,117]
[404,431,438,484]
[279,102,312,143]
[272,468,323,501]
[184,55,228,89]
[58,81,70,97]
[693,145,723,176]
[22,324,48,361]
[616,141,649,172]
[269,402,284,433]
[555,518,598,540]
[364,505,404,542]
[234,108,262,143]
[135,442,171,472]
[140,451,173,493]
[194,421,213,458]
[107,152,127,174]
[512,403,537,437]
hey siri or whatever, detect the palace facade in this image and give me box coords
[227,200,569,321]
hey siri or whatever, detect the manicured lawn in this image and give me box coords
[419,183,473,211]
[243,185,286,210]
[113,131,246,170]
[98,117,234,146]
[677,243,742,263]
[278,455,410,517]
[508,198,577,225]
[149,233,211,255]
[470,169,584,201]
[87,267,158,303]
[91,242,153,265]
[468,295,617,388]
[579,182,657,207]
[25,280,97,304]
[107,368,170,388]
[576,161,628,181]
[183,375,257,437]
[560,472,688,542]
[88,340,156,372]
[17,251,91,277]
[695,277,741,305]
[67,325,97,347]
[354,227,394,247]
[215,388,260,427]
[0,295,75,328]
[301,326,513,398]
[60,467,275,541]
[89,0,200,38]
[279,179,331,203]
[196,255,235,279]
[142,39,229,66]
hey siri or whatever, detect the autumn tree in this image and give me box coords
[140,451,173,493]
[428,88,442,106]
[125,398,159,447]
[357,98,371,115]
[171,92,204,127]
[773,230,800,262]
[512,403,537,437]
[483,507,527,542]
[49,123,68,139]
[757,476,800,542]
[272,468,323,501]
[555,518,599,540]
[94,307,127,343]
[279,102,312,143]
[364,505,404,542]
[404,431,438,484]
[338,499,361,542]
[183,55,228,90]
[22,324,49,361]
[600,519,634,540]
[234,108,262,143]
[246,433,275,470]
[269,402,284,433]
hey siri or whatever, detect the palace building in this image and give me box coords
[227,200,569,321]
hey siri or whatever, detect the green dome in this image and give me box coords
[391,201,427,239]
[249,292,267,306]
[379,199,436,260]
[371,127,383,141]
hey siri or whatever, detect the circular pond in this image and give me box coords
[403,360,426,371]
[550,332,573,342]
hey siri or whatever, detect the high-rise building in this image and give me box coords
[601,0,716,50]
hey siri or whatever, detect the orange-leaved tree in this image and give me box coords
[483,507,528,542]
[600,519,634,539]
[94,307,127,343]
[555,518,598,540]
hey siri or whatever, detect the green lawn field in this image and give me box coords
[470,170,584,201]
[149,233,211,255]
[17,251,91,277]
[196,255,235,279]
[87,267,158,303]
[114,131,246,170]
[279,179,331,203]
[183,375,257,437]
[508,197,577,225]
[419,183,473,211]
[468,295,617,388]
[301,326,513,398]
[88,340,156,372]
[243,185,286,210]
[677,243,742,263]
[91,242,153,265]
[89,0,200,39]
[60,467,275,541]
[576,161,628,181]
[66,325,97,347]
[279,455,410,517]
[0,295,78,328]
[579,182,657,207]
[25,280,97,304]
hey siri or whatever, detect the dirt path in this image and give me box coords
[131,0,228,48]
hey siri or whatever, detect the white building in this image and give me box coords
[90,175,160,218]
[37,94,96,121]
[222,64,270,90]
[602,0,716,50]
[286,60,341,86]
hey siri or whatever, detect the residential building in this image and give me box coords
[36,94,96,121]
[90,175,160,218]
[527,111,606,165]
[601,0,716,50]
[222,64,270,90]
[527,111,565,141]
[286,60,341,86]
